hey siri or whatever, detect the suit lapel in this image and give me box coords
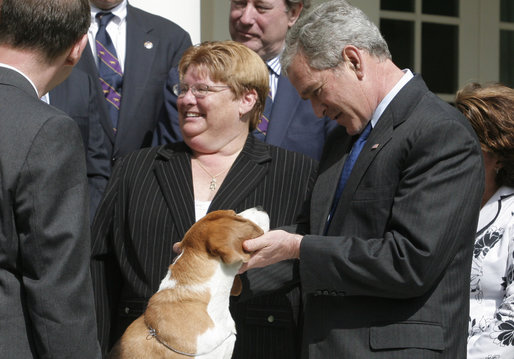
[264,75,301,146]
[310,128,353,234]
[153,145,196,240]
[327,116,393,235]
[76,43,115,146]
[210,136,271,211]
[117,5,158,146]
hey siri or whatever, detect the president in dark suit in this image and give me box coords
[49,68,110,221]
[0,0,101,357]
[77,0,192,163]
[241,1,485,358]
[154,0,336,161]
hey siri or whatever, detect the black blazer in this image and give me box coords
[91,135,318,358]
[50,68,110,221]
[244,76,485,358]
[0,67,101,358]
[76,5,192,163]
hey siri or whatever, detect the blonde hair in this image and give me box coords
[178,41,269,131]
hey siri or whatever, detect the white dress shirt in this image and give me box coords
[88,0,128,71]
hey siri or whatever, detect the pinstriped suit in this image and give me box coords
[91,135,317,357]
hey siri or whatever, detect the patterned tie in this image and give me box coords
[255,91,273,140]
[324,122,372,233]
[96,12,123,134]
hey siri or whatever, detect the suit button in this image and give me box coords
[267,315,275,323]
[111,156,117,164]
[124,307,130,314]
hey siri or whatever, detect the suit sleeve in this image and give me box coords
[300,117,484,298]
[152,66,183,146]
[91,158,124,356]
[85,73,110,222]
[16,115,101,358]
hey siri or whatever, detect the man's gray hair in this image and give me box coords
[282,0,391,74]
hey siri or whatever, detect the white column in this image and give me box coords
[129,0,201,44]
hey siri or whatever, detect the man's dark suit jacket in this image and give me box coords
[91,136,318,358]
[153,68,337,161]
[50,68,110,221]
[76,5,192,163]
[243,76,485,358]
[0,67,101,358]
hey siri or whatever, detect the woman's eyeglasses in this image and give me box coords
[173,83,231,98]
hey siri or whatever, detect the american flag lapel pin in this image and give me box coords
[371,143,380,150]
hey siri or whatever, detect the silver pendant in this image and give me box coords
[209,178,217,191]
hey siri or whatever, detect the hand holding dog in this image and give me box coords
[239,230,303,273]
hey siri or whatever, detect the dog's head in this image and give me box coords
[177,208,269,265]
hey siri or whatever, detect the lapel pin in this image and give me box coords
[371,143,380,150]
[144,41,153,49]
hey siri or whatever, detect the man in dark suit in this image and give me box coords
[77,0,192,164]
[0,0,101,357]
[49,68,110,221]
[240,1,485,358]
[154,0,336,161]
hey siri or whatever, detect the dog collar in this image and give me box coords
[147,326,236,357]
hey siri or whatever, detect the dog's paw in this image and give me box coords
[237,207,270,233]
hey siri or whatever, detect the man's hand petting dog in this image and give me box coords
[239,230,303,273]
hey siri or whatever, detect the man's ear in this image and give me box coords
[342,45,364,78]
[65,34,88,66]
[287,3,303,28]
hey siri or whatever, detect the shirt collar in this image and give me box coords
[90,0,128,25]
[0,63,39,96]
[370,69,414,128]
[266,55,282,77]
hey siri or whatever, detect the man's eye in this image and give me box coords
[232,1,246,8]
[256,6,272,13]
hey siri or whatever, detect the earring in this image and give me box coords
[495,167,500,174]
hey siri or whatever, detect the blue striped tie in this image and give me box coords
[96,12,123,134]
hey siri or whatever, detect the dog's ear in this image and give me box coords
[230,275,243,296]
[206,218,259,265]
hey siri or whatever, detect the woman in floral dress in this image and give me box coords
[456,83,514,358]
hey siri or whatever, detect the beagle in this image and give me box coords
[108,207,269,359]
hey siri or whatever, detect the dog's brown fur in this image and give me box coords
[108,210,263,358]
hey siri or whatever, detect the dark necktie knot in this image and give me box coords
[97,12,115,27]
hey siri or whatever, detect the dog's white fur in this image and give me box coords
[108,208,269,359]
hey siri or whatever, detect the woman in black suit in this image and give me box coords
[91,40,318,358]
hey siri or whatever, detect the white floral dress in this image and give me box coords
[468,186,514,359]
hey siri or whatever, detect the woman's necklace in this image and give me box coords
[195,160,230,191]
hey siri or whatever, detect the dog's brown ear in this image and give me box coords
[208,234,252,265]
[230,275,243,296]
[206,219,258,265]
